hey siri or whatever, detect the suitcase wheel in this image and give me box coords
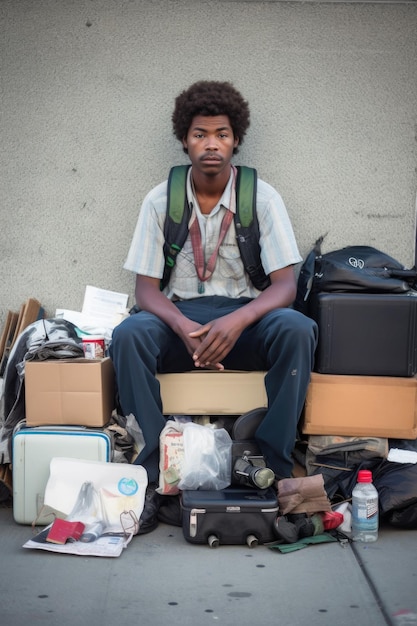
[246,534,259,548]
[208,534,220,548]
[206,533,259,548]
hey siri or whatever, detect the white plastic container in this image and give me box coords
[351,469,379,542]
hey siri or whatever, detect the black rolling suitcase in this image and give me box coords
[314,292,417,376]
[181,487,278,548]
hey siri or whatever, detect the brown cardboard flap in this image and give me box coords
[157,370,267,415]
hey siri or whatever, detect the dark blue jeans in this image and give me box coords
[109,296,318,482]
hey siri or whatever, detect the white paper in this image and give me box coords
[81,286,129,329]
[387,448,417,464]
[55,309,103,331]
[23,532,129,558]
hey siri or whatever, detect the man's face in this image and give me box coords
[182,115,239,176]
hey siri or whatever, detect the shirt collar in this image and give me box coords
[186,167,236,216]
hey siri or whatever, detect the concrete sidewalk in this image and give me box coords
[1,500,416,626]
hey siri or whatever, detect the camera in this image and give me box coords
[233,454,275,489]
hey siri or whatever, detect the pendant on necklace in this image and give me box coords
[198,281,205,294]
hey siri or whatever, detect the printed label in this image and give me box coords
[118,477,139,496]
[82,338,105,359]
[352,497,378,533]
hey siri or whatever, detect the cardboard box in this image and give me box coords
[25,357,115,427]
[302,373,417,439]
[157,370,267,415]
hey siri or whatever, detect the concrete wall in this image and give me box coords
[1,0,416,325]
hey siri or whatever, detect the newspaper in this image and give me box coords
[23,525,131,558]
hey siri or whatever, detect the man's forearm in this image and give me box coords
[229,269,297,330]
[135,276,188,335]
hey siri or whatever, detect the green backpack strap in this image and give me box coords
[161,165,191,290]
[166,165,190,225]
[235,165,257,228]
[235,166,270,291]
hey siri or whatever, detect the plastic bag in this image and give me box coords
[178,423,232,491]
[157,417,189,495]
[44,458,148,535]
[66,481,107,541]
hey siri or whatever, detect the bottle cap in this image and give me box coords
[357,469,372,483]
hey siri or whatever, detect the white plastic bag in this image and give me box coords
[157,417,189,495]
[44,458,148,535]
[178,422,232,491]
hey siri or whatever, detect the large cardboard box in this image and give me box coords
[25,357,115,427]
[157,370,267,415]
[303,373,417,439]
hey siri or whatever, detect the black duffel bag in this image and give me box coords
[294,236,416,318]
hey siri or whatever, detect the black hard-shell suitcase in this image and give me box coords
[314,292,417,376]
[181,487,278,548]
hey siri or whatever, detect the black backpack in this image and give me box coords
[160,165,270,292]
[294,235,416,319]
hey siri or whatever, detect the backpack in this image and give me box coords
[294,235,416,319]
[160,165,270,292]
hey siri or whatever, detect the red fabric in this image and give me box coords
[321,511,344,530]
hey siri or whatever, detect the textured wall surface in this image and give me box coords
[1,0,416,324]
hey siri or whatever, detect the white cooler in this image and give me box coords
[12,426,111,525]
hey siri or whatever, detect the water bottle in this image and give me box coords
[351,469,379,542]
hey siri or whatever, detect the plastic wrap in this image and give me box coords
[178,423,232,491]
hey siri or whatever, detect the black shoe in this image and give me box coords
[273,516,299,544]
[288,513,324,538]
[233,456,275,489]
[273,513,322,544]
[288,513,316,539]
[138,483,161,535]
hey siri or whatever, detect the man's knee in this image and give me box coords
[289,309,318,343]
[111,313,150,354]
[111,316,134,348]
[269,308,317,345]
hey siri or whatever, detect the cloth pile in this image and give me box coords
[277,474,332,516]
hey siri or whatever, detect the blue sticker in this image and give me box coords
[118,477,139,496]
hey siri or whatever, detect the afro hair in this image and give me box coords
[172,80,250,154]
